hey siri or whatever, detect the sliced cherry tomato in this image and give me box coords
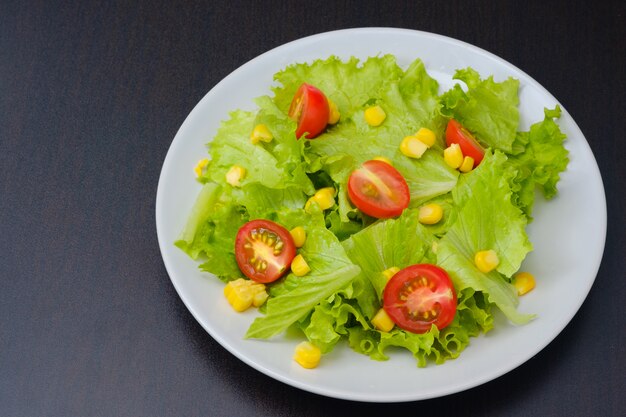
[382,264,457,334]
[347,160,410,219]
[445,119,485,167]
[288,83,330,139]
[234,219,296,284]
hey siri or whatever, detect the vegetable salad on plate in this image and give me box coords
[175,55,568,368]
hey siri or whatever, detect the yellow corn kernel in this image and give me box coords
[364,105,386,127]
[372,156,393,165]
[223,278,268,311]
[513,272,536,295]
[294,341,321,369]
[289,226,306,248]
[414,127,436,147]
[304,198,315,213]
[305,187,336,212]
[291,254,311,276]
[252,290,269,307]
[327,99,340,124]
[250,123,273,144]
[224,279,252,311]
[382,266,400,281]
[444,143,464,169]
[371,308,395,332]
[307,187,335,212]
[419,203,443,225]
[474,249,500,273]
[225,165,246,187]
[459,155,475,173]
[194,158,209,177]
[226,292,252,312]
[400,135,429,159]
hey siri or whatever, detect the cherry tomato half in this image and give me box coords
[234,219,296,283]
[383,264,457,334]
[445,119,485,167]
[347,160,410,219]
[288,83,330,139]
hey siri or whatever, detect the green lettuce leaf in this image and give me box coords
[339,208,496,365]
[440,68,520,152]
[204,98,314,193]
[175,183,247,280]
[237,183,307,220]
[345,288,492,366]
[272,55,405,118]
[303,58,441,169]
[245,208,361,339]
[298,294,371,354]
[342,209,437,300]
[299,57,457,220]
[507,106,569,217]
[437,151,534,324]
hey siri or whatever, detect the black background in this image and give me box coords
[1,1,624,416]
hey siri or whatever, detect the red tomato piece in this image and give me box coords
[347,160,410,219]
[234,219,296,284]
[445,119,485,167]
[383,264,457,334]
[288,83,330,139]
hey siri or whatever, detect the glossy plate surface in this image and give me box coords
[156,28,606,402]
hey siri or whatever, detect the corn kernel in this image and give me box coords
[294,341,321,369]
[226,293,252,312]
[291,254,311,276]
[364,105,386,127]
[252,290,269,307]
[459,155,475,173]
[513,272,536,295]
[225,165,246,187]
[382,266,400,280]
[223,278,268,312]
[372,156,393,165]
[304,198,316,213]
[327,99,340,124]
[414,127,436,147]
[306,187,335,212]
[371,308,395,332]
[400,135,429,159]
[290,226,306,248]
[250,124,273,144]
[419,203,443,225]
[474,249,500,273]
[194,158,209,177]
[444,143,464,169]
[224,281,250,312]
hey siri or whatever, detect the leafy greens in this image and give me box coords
[175,55,568,366]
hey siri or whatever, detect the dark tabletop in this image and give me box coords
[2,1,625,416]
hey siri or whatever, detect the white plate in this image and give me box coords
[155,28,606,402]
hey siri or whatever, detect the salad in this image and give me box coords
[175,55,568,368]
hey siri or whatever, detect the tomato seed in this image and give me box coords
[361,182,378,198]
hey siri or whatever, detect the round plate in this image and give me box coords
[155,28,606,402]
